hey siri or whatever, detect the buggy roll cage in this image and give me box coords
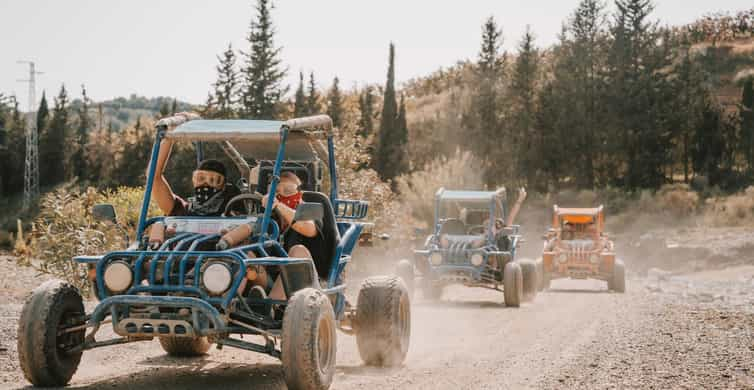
[136,113,365,240]
[433,187,508,244]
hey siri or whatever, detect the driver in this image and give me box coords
[149,132,242,217]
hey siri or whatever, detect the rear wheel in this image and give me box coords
[158,336,211,357]
[17,280,85,387]
[609,259,626,293]
[395,259,415,298]
[519,260,538,302]
[356,276,411,367]
[503,262,523,308]
[281,288,337,390]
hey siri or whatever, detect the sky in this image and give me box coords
[0,0,751,108]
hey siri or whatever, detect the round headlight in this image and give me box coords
[470,253,484,266]
[429,252,443,266]
[103,261,133,293]
[203,263,232,295]
[590,254,600,264]
[557,253,568,264]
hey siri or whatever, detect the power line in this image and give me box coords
[17,60,43,211]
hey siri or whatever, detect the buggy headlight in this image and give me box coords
[590,254,600,264]
[202,263,232,295]
[470,253,484,266]
[557,253,568,264]
[429,252,443,266]
[103,261,133,293]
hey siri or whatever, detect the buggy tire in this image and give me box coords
[281,288,336,390]
[610,259,626,293]
[17,279,85,387]
[503,261,523,308]
[158,336,211,357]
[356,276,411,367]
[534,258,545,291]
[395,259,415,298]
[519,260,538,302]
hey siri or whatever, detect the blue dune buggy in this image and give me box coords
[395,187,538,307]
[17,114,410,390]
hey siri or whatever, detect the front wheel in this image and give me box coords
[609,259,626,293]
[281,288,337,390]
[503,262,523,308]
[356,276,411,367]
[17,280,86,387]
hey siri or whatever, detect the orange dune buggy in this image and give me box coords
[538,205,625,292]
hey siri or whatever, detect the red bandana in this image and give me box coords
[276,192,303,210]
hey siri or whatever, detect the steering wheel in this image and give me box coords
[467,224,487,235]
[223,192,264,216]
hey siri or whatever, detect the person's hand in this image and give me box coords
[261,194,277,210]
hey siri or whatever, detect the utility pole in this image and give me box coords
[17,61,43,211]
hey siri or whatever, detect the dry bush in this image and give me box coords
[703,186,754,226]
[24,186,157,292]
[395,149,485,225]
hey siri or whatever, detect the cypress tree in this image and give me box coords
[740,79,754,173]
[293,71,307,117]
[306,72,321,115]
[171,98,178,115]
[240,0,288,119]
[211,43,240,119]
[41,85,70,185]
[36,92,49,137]
[358,86,375,137]
[71,85,91,181]
[374,43,401,181]
[395,93,409,174]
[326,76,344,128]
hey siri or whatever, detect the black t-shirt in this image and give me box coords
[170,185,245,217]
[283,219,330,279]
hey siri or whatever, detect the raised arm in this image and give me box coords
[505,187,527,227]
[148,138,177,215]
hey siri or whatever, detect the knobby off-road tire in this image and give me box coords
[534,258,545,291]
[395,259,415,298]
[158,336,211,357]
[281,288,337,390]
[519,260,539,302]
[356,276,411,367]
[17,279,86,387]
[609,259,626,293]
[503,261,523,308]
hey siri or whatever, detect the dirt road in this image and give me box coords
[1,256,752,389]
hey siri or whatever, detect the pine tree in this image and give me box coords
[210,43,240,119]
[159,101,170,118]
[509,26,541,189]
[71,85,91,181]
[374,43,402,181]
[326,76,344,128]
[41,85,70,185]
[358,86,375,137]
[240,0,288,119]
[462,16,507,186]
[306,72,321,115]
[2,97,26,195]
[293,71,307,117]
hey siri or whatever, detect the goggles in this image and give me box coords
[267,181,299,197]
[192,170,225,189]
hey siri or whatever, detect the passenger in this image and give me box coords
[253,171,328,299]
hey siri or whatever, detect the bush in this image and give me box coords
[24,186,157,292]
[703,186,754,226]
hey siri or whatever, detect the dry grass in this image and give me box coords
[704,186,754,227]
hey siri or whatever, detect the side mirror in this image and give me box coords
[92,204,118,224]
[293,202,324,222]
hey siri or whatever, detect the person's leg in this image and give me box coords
[269,244,313,300]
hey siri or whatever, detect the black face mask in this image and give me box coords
[188,186,225,216]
